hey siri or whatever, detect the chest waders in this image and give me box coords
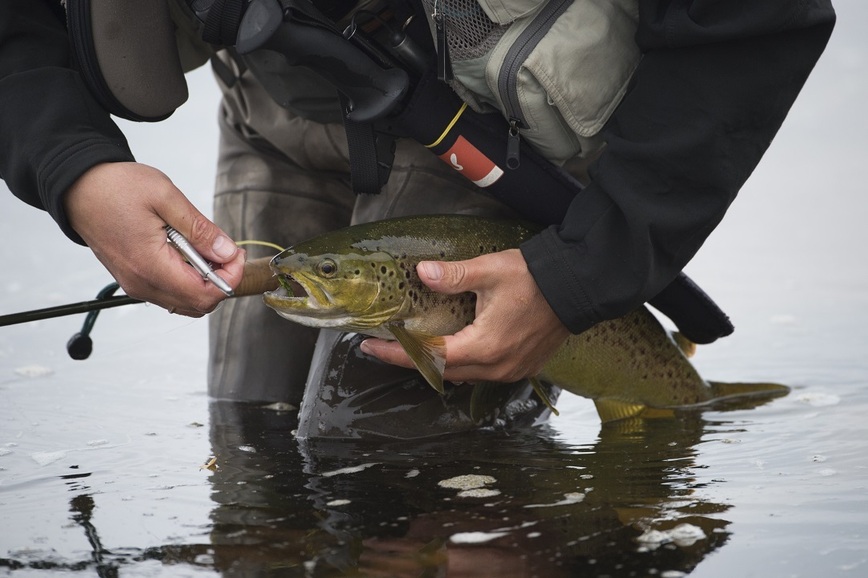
[65,0,734,345]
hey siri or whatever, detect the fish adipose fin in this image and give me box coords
[672,332,697,358]
[388,325,447,394]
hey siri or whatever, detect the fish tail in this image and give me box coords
[708,381,790,402]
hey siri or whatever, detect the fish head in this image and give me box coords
[264,247,406,332]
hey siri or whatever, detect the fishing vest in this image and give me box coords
[420,0,640,164]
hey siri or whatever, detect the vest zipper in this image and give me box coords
[497,0,571,168]
[433,2,453,81]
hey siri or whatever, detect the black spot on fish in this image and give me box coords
[398,282,405,289]
[380,266,387,274]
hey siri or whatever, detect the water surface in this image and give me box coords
[2,4,868,575]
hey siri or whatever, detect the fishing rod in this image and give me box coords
[0,285,140,328]
[0,282,140,360]
[0,252,276,360]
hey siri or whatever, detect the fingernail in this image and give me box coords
[359,340,372,355]
[419,261,443,281]
[212,235,237,260]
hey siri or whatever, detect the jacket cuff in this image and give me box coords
[520,227,599,334]
[40,140,135,245]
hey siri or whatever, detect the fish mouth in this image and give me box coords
[264,272,319,309]
[263,271,352,325]
[274,273,307,302]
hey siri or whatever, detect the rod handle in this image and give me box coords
[236,257,279,297]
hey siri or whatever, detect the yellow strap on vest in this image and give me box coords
[425,102,468,148]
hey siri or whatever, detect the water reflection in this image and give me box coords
[3,401,775,576]
[203,402,733,577]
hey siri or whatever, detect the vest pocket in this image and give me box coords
[439,0,641,164]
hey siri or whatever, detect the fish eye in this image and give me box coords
[317,258,337,277]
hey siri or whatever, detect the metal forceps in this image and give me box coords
[165,226,234,297]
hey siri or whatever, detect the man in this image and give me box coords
[0,0,835,409]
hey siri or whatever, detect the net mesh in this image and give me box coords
[420,0,510,61]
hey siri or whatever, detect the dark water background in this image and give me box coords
[2,3,867,576]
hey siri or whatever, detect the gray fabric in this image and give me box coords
[88,0,188,118]
[207,53,523,403]
[207,93,355,403]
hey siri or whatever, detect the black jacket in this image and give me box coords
[0,0,835,334]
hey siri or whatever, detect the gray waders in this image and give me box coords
[206,53,560,437]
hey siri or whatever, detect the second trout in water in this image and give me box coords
[263,215,787,422]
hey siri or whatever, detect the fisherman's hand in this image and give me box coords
[361,249,569,383]
[64,162,245,317]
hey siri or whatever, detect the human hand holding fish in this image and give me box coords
[359,249,570,384]
[64,162,246,317]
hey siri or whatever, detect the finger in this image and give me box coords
[417,260,473,295]
[145,243,243,314]
[155,185,239,266]
[359,338,418,369]
[361,336,509,384]
[418,252,514,296]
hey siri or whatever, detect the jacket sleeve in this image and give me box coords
[0,0,135,244]
[521,0,836,334]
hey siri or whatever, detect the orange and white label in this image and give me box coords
[437,136,504,188]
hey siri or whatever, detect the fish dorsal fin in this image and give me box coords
[594,399,647,423]
[672,331,697,358]
[388,325,447,394]
[529,377,559,416]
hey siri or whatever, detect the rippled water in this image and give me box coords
[2,4,868,576]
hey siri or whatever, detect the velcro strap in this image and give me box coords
[340,94,395,194]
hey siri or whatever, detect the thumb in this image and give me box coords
[417,260,474,295]
[168,210,238,266]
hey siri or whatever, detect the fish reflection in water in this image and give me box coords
[200,401,739,577]
[26,335,787,576]
[35,400,768,576]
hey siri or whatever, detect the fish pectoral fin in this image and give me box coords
[529,377,559,416]
[593,399,648,423]
[469,382,498,424]
[388,325,446,394]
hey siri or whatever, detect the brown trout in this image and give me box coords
[263,215,788,422]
